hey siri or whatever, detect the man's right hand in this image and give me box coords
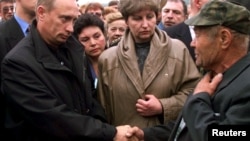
[125,126,144,140]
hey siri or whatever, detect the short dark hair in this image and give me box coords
[119,0,160,20]
[166,0,188,16]
[108,0,118,6]
[73,13,105,39]
[85,2,104,14]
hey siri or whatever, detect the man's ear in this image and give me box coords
[194,0,202,9]
[37,6,46,21]
[220,29,232,49]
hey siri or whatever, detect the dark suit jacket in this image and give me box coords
[0,16,25,138]
[164,22,195,61]
[143,105,192,141]
[0,16,25,61]
[183,53,250,141]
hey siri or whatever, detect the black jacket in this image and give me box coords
[0,16,26,138]
[164,22,195,61]
[1,20,116,141]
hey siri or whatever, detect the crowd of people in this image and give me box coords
[0,0,250,141]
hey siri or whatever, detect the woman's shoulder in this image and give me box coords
[99,46,118,62]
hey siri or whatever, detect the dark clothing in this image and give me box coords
[0,16,26,138]
[144,53,250,141]
[84,54,98,98]
[135,42,150,74]
[143,120,175,141]
[1,20,116,141]
[183,52,250,141]
[163,22,195,61]
[0,17,25,59]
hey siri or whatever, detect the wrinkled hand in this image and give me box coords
[136,94,162,116]
[193,72,223,96]
[126,126,144,141]
[114,125,139,141]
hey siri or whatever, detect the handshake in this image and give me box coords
[114,125,144,141]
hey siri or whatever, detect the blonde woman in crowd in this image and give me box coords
[105,11,127,48]
[103,6,116,20]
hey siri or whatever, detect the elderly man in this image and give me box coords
[126,1,250,141]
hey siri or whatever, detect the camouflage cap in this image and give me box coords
[185,0,250,34]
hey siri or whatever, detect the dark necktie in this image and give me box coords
[25,25,30,36]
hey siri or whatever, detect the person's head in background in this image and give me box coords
[161,0,188,28]
[0,0,15,22]
[79,3,88,15]
[73,13,106,59]
[119,0,159,43]
[15,0,36,24]
[108,0,119,11]
[188,0,210,18]
[105,11,127,47]
[103,6,116,20]
[85,2,104,21]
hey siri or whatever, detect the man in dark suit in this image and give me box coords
[164,22,195,61]
[0,0,36,138]
[164,0,210,62]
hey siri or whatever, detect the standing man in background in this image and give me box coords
[158,0,188,30]
[0,0,37,138]
[164,0,210,62]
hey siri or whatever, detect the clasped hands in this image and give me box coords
[114,125,144,141]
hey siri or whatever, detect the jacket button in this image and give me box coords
[123,46,129,51]
[60,61,64,65]
[86,109,90,113]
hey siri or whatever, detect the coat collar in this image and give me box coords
[173,22,190,38]
[118,28,171,94]
[29,20,84,80]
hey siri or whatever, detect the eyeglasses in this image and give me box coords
[2,6,14,13]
